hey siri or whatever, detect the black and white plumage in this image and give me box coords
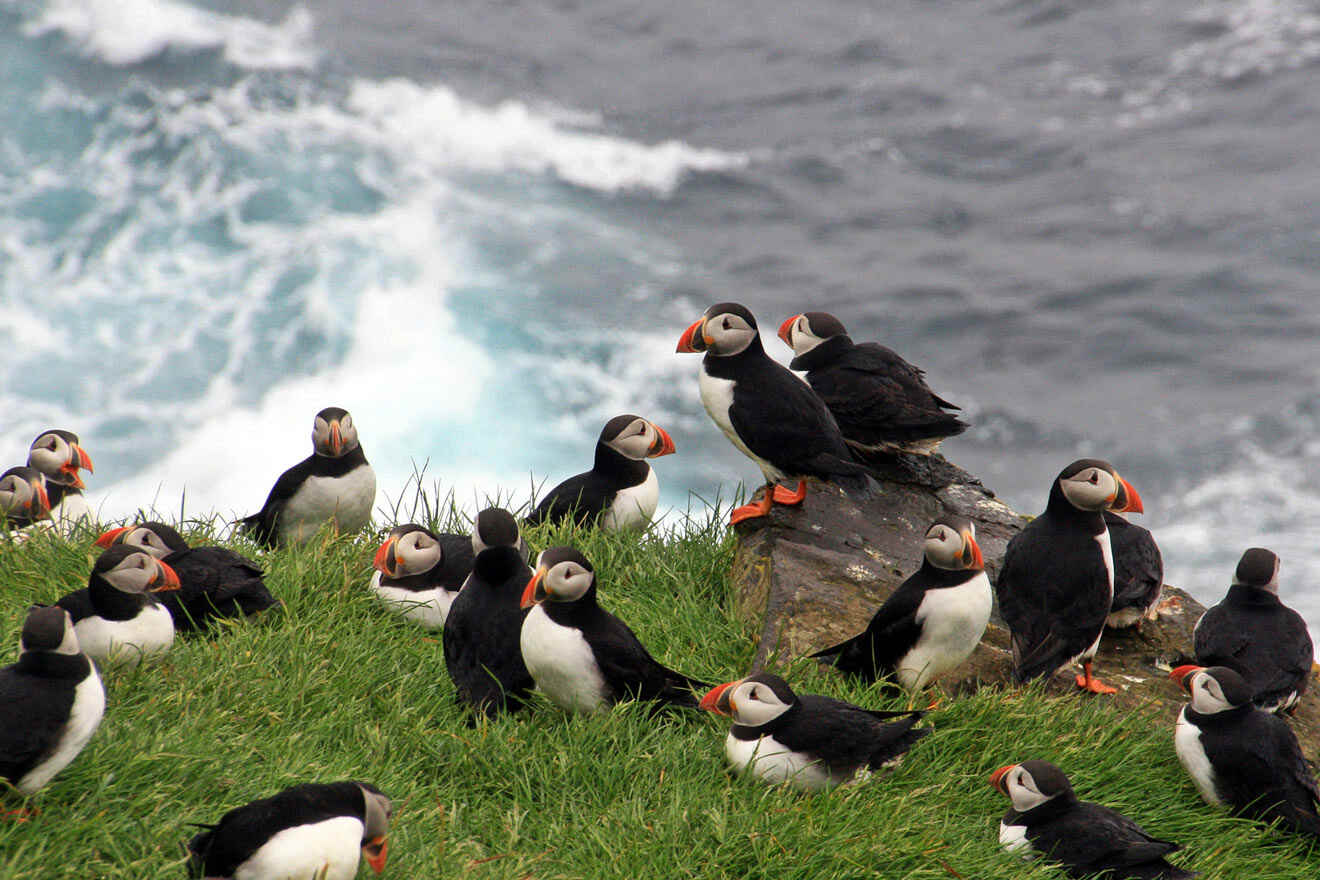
[525,414,676,531]
[676,302,873,525]
[1104,511,1164,629]
[519,546,708,713]
[187,781,392,880]
[370,524,474,630]
[25,429,94,528]
[1193,548,1313,713]
[0,606,104,795]
[812,515,991,689]
[442,509,535,717]
[996,458,1143,694]
[0,466,51,531]
[990,760,1194,879]
[239,407,376,548]
[1171,665,1320,838]
[55,545,181,664]
[699,673,929,791]
[777,311,967,456]
[94,522,278,633]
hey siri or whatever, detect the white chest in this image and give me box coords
[998,820,1033,856]
[1097,529,1115,598]
[1174,709,1222,806]
[75,604,174,665]
[368,572,455,630]
[280,466,376,544]
[233,816,364,880]
[697,370,782,482]
[724,732,836,791]
[17,668,105,794]
[520,606,609,713]
[898,573,994,689]
[50,492,95,531]
[602,467,659,531]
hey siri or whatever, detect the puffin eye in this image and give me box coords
[722,318,730,330]
[1088,471,1099,484]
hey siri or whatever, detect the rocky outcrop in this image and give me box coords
[728,458,1320,760]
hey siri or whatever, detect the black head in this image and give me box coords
[311,407,360,458]
[924,515,983,571]
[699,672,798,726]
[598,414,676,461]
[1233,547,1280,593]
[522,546,596,607]
[95,522,189,558]
[990,759,1075,813]
[20,605,75,653]
[802,312,847,338]
[1049,458,1143,515]
[1174,665,1253,714]
[27,429,94,488]
[473,507,520,554]
[677,302,763,357]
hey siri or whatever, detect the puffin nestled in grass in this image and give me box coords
[699,672,929,791]
[525,413,676,531]
[676,302,873,526]
[186,781,391,880]
[990,760,1194,879]
[94,522,278,633]
[370,523,474,630]
[55,545,181,665]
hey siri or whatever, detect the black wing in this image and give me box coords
[809,344,966,445]
[785,695,929,774]
[442,572,534,717]
[1195,603,1314,708]
[160,546,277,631]
[812,577,926,681]
[1029,801,1188,878]
[1106,513,1163,614]
[238,456,315,549]
[525,471,614,528]
[54,589,96,624]
[0,667,75,784]
[584,610,708,708]
[1209,713,1320,835]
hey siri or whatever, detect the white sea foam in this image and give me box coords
[20,0,317,70]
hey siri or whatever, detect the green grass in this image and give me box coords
[1,501,1317,879]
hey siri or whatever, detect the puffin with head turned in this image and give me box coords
[676,302,873,525]
[519,545,708,713]
[370,523,474,630]
[0,466,52,531]
[699,672,929,791]
[1193,548,1313,713]
[55,545,181,664]
[1171,664,1320,838]
[525,414,676,531]
[777,311,967,456]
[996,458,1143,694]
[240,407,376,548]
[990,760,1194,879]
[94,522,279,633]
[25,429,94,528]
[811,515,991,690]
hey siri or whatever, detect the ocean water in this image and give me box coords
[2,0,1318,632]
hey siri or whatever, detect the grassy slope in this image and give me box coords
[1,505,1317,880]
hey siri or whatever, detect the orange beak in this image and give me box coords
[520,568,547,610]
[648,425,676,458]
[59,463,85,490]
[1170,664,1202,692]
[29,480,52,518]
[990,764,1015,793]
[362,836,388,874]
[1111,476,1143,514]
[150,560,182,592]
[95,526,131,549]
[374,538,397,575]
[777,314,801,346]
[675,318,708,353]
[699,680,737,715]
[72,444,94,474]
[963,532,984,570]
[328,421,344,457]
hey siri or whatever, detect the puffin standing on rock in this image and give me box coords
[1171,665,1320,838]
[55,546,181,664]
[1193,548,1313,713]
[240,407,376,548]
[0,606,105,797]
[811,515,991,690]
[370,524,474,630]
[187,781,392,880]
[525,414,676,531]
[996,458,1143,694]
[676,302,872,525]
[699,672,930,791]
[520,546,708,713]
[777,311,967,456]
[25,429,95,528]
[990,760,1194,879]
[94,522,278,632]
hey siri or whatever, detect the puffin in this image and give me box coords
[442,508,535,717]
[995,458,1143,694]
[1104,511,1164,630]
[524,414,676,531]
[0,466,52,531]
[187,781,391,880]
[777,311,967,456]
[55,545,181,664]
[93,522,279,633]
[239,407,376,548]
[1171,665,1320,838]
[1193,548,1313,713]
[370,524,474,630]
[990,760,1194,879]
[811,515,991,690]
[0,606,105,796]
[25,429,95,528]
[676,302,873,525]
[519,545,708,713]
[699,672,930,791]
